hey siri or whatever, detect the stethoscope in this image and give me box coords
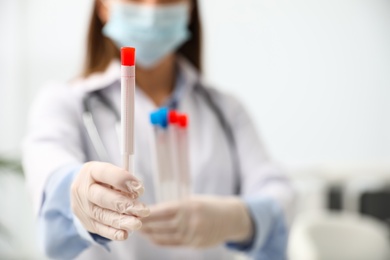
[82,80,242,193]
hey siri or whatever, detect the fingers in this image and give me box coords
[143,202,180,223]
[84,162,144,196]
[141,218,184,246]
[91,220,128,241]
[144,232,183,247]
[73,162,150,242]
[142,219,191,247]
[88,183,150,217]
[90,204,143,232]
[142,218,179,234]
[141,206,188,246]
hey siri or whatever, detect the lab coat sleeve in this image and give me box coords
[227,196,288,260]
[216,91,294,259]
[23,83,86,216]
[39,163,110,259]
[39,164,90,259]
[22,84,101,258]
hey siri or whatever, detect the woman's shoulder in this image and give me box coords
[35,81,83,106]
[34,59,121,109]
[199,84,247,117]
[29,81,85,123]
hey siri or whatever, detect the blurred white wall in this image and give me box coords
[0,0,23,154]
[201,0,390,168]
[1,0,390,169]
[0,0,92,154]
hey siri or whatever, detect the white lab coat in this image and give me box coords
[23,58,293,260]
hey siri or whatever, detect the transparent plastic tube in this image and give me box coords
[154,127,174,203]
[176,114,190,198]
[168,112,190,199]
[168,123,180,201]
[151,109,177,203]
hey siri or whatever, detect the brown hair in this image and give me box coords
[82,0,202,77]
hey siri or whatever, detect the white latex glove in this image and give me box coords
[141,196,253,248]
[71,162,150,241]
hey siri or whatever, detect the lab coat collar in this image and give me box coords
[176,55,199,95]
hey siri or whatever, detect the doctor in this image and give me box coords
[23,0,294,259]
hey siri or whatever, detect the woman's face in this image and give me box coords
[98,0,190,24]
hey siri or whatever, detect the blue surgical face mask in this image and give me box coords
[103,2,191,68]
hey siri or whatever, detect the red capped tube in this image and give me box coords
[121,46,136,174]
[121,47,136,66]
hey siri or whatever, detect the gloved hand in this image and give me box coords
[141,196,253,248]
[71,162,150,241]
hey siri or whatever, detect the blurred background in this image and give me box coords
[1,0,390,259]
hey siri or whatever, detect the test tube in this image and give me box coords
[150,108,177,203]
[176,114,191,198]
[168,111,191,199]
[120,47,136,174]
[167,110,180,201]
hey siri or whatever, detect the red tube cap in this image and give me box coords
[168,110,179,124]
[178,114,188,128]
[121,47,136,66]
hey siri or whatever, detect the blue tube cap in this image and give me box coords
[150,107,169,129]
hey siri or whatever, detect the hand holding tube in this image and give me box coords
[70,162,150,241]
[141,196,253,248]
